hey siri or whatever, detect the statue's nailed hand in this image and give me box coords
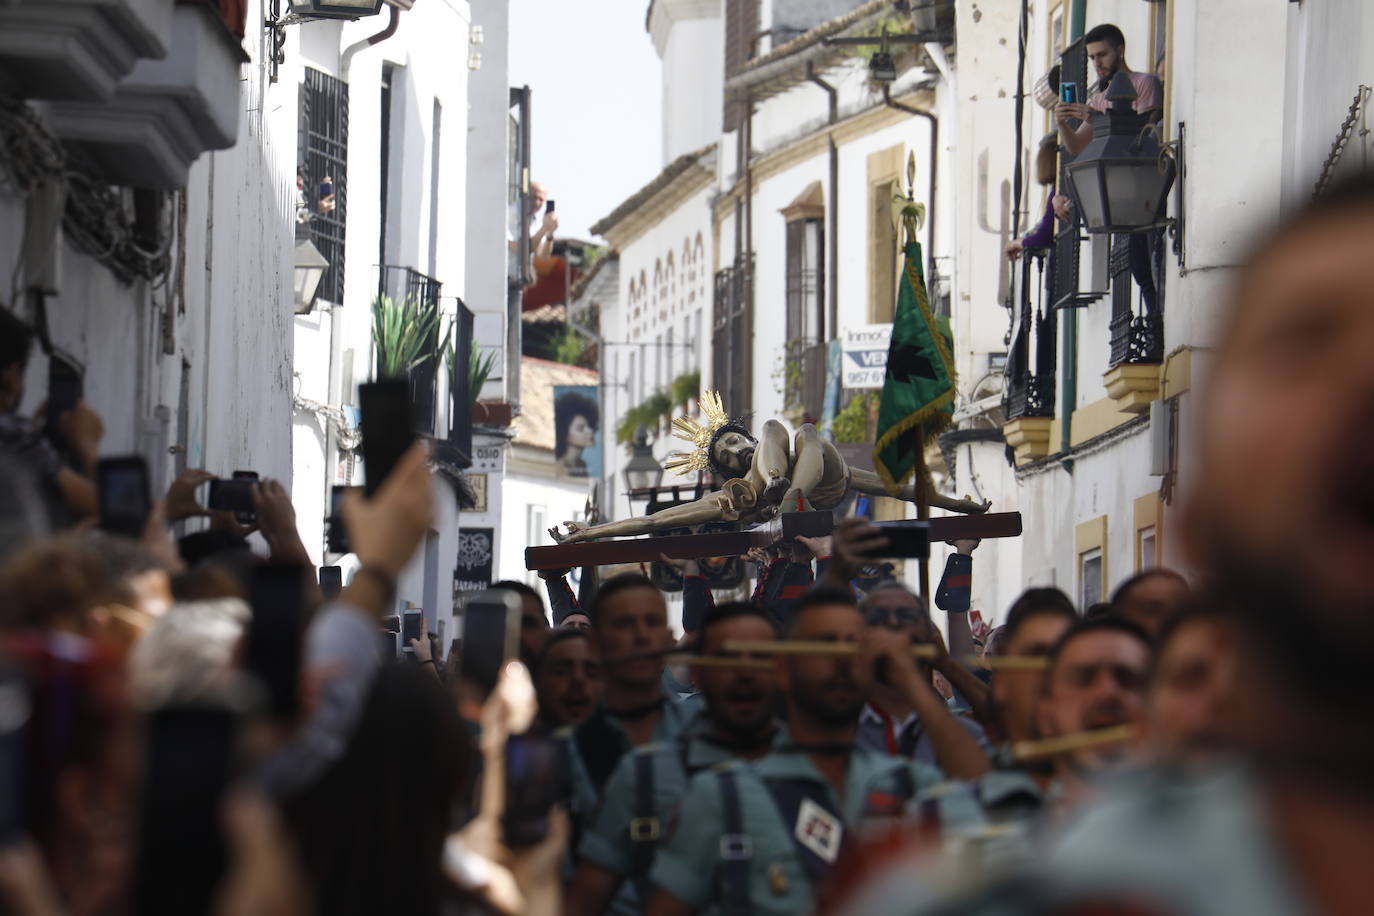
[956,496,992,515]
[548,521,586,544]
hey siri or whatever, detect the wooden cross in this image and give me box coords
[524,511,1022,571]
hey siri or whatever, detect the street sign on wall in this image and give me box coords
[841,324,893,389]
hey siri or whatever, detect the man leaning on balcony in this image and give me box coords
[1055,23,1163,159]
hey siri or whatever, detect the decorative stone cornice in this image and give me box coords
[647,0,720,58]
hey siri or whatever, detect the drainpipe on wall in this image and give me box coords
[324,3,403,560]
[881,85,938,282]
[341,4,402,79]
[1061,0,1086,465]
[807,64,839,339]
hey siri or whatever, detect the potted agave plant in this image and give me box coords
[370,293,447,378]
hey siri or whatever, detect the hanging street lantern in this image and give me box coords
[623,425,665,494]
[1063,70,1176,234]
[290,0,385,20]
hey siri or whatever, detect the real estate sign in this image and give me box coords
[841,323,893,389]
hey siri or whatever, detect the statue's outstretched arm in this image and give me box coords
[849,467,990,515]
[548,495,730,544]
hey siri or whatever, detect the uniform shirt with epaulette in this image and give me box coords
[577,716,757,915]
[649,740,947,915]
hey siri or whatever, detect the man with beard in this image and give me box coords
[565,602,779,916]
[1035,617,1151,815]
[532,629,603,731]
[644,586,948,915]
[1056,23,1162,157]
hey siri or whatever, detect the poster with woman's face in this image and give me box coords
[553,385,601,478]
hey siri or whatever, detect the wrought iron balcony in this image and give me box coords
[1107,232,1165,367]
[712,254,754,420]
[1003,251,1057,421]
[378,265,443,436]
[780,338,829,423]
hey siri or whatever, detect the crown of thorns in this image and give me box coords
[663,391,753,476]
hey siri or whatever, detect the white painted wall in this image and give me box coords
[465,0,513,402]
[290,1,473,639]
[6,0,295,516]
[601,182,716,521]
[498,455,593,587]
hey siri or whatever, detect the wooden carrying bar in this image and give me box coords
[525,511,1022,571]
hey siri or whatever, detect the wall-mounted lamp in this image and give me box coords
[294,238,329,315]
[265,0,388,82]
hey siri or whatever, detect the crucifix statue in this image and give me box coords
[547,391,989,545]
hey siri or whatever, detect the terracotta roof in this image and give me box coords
[513,357,600,451]
[723,0,893,104]
[589,144,716,238]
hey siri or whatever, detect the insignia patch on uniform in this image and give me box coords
[794,798,843,863]
[768,863,788,895]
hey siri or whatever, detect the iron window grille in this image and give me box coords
[301,68,349,306]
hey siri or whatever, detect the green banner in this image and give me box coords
[872,241,956,494]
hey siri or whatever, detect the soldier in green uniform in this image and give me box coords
[566,602,781,916]
[643,586,960,915]
[563,575,700,840]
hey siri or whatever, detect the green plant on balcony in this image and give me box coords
[450,335,498,405]
[552,324,584,366]
[371,294,447,378]
[614,389,676,446]
[832,391,880,443]
[669,369,700,408]
[643,390,672,424]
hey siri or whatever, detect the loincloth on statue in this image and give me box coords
[808,465,852,510]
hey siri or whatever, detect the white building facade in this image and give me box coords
[289,1,476,639]
[978,0,1374,619]
[0,0,296,512]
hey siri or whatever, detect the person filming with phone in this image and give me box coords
[1056,23,1162,158]
[0,309,103,525]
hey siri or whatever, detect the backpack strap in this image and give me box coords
[759,776,846,889]
[716,768,754,916]
[628,751,661,901]
[574,711,630,794]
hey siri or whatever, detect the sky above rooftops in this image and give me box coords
[510,0,664,242]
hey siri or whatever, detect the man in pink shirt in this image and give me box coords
[1057,23,1163,157]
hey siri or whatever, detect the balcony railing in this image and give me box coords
[713,254,754,420]
[446,298,474,467]
[378,265,443,436]
[780,338,828,422]
[1107,232,1165,367]
[1003,252,1057,421]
